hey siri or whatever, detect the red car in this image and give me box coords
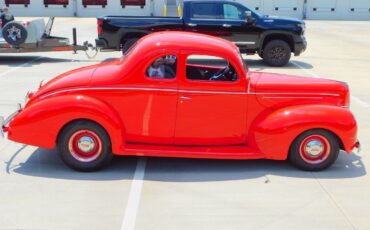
[1,32,359,171]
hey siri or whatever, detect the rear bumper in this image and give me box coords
[1,103,22,138]
[95,38,108,49]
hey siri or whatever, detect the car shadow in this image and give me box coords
[11,148,366,182]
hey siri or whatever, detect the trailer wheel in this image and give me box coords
[2,22,28,46]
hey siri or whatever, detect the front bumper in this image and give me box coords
[351,140,361,154]
[294,35,307,56]
[1,103,22,138]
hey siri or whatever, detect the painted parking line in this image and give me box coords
[292,61,370,109]
[121,158,147,230]
[0,56,43,78]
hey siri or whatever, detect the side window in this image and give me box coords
[191,3,222,19]
[223,4,243,20]
[186,55,238,82]
[146,55,177,79]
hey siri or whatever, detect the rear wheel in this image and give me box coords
[289,129,340,171]
[262,40,291,67]
[57,121,113,172]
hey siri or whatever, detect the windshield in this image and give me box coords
[238,50,249,78]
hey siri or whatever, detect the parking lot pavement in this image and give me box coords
[0,18,369,230]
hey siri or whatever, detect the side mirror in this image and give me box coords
[244,11,254,24]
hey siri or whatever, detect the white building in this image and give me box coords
[0,0,369,20]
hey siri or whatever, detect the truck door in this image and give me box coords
[219,2,260,50]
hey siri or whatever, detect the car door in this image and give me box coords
[115,52,179,145]
[174,52,248,146]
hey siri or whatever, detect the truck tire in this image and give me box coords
[288,129,340,171]
[121,39,138,55]
[2,22,28,46]
[57,120,113,172]
[262,40,291,67]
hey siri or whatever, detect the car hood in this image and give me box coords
[250,71,349,107]
[259,15,304,30]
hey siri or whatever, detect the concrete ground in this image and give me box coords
[0,18,369,230]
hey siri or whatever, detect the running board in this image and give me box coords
[122,144,264,160]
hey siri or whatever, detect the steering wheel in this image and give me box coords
[210,65,230,81]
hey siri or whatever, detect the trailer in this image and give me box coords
[0,17,97,58]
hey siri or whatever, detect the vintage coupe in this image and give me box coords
[1,32,359,171]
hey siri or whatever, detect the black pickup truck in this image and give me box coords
[96,0,307,67]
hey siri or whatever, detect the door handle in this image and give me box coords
[187,23,197,27]
[180,96,191,100]
[222,24,232,28]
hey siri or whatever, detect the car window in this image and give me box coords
[223,3,243,20]
[186,55,238,82]
[191,3,222,19]
[146,55,177,79]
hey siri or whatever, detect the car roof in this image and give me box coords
[134,31,239,57]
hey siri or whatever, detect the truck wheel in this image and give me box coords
[289,129,340,171]
[262,40,291,67]
[2,22,28,46]
[121,39,137,55]
[57,121,113,172]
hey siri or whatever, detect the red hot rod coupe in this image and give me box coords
[1,32,359,171]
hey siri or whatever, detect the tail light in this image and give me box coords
[97,19,103,35]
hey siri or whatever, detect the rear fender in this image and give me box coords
[248,105,357,160]
[8,95,125,154]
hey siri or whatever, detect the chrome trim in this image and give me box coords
[262,96,324,99]
[40,87,249,98]
[255,92,341,97]
[39,86,343,99]
[235,41,256,45]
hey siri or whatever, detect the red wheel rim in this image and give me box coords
[67,130,102,163]
[299,135,331,164]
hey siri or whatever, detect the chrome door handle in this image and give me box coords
[222,24,232,28]
[187,23,197,27]
[180,96,191,100]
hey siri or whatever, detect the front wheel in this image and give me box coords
[262,40,291,67]
[57,121,113,172]
[289,129,340,171]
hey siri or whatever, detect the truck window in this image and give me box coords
[223,3,243,20]
[191,3,222,19]
[186,55,238,82]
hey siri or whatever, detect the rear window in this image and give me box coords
[191,3,222,19]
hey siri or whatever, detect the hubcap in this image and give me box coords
[299,135,331,164]
[77,136,96,153]
[68,130,102,163]
[304,140,324,157]
[7,26,21,41]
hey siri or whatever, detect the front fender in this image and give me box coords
[8,95,125,154]
[248,105,357,160]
